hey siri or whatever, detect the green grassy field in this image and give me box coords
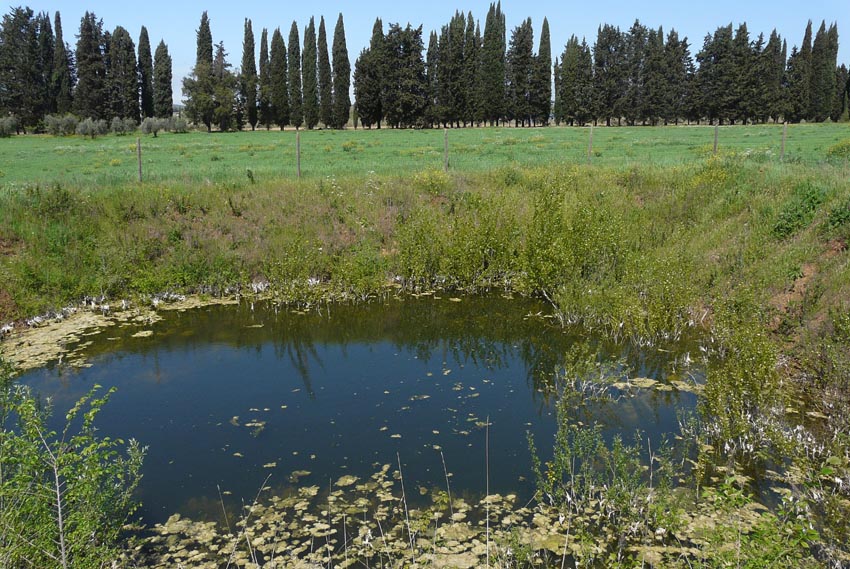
[1,123,848,187]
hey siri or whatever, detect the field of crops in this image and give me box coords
[1,123,848,188]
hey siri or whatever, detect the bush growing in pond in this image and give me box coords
[0,359,146,568]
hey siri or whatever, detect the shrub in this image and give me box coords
[171,116,189,133]
[826,139,850,159]
[0,360,146,567]
[0,116,18,138]
[76,117,108,139]
[773,181,827,239]
[44,113,80,136]
[140,117,166,137]
[110,116,137,135]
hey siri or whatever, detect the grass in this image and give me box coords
[0,123,848,187]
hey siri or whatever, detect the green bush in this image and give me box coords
[0,360,145,568]
[44,113,79,136]
[773,181,827,239]
[826,139,850,159]
[110,116,137,135]
[75,117,108,139]
[0,116,18,138]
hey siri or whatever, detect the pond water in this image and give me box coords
[20,295,698,525]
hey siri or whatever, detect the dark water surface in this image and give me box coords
[20,295,697,524]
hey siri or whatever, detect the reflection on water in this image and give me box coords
[20,295,698,524]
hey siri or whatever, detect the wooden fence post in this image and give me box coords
[296,130,301,179]
[713,124,719,155]
[781,122,787,161]
[443,128,449,172]
[136,137,142,183]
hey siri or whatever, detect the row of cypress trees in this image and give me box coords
[352,3,847,128]
[183,12,350,131]
[554,20,846,127]
[0,8,173,132]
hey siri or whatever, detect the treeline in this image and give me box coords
[181,12,350,132]
[2,5,849,135]
[0,7,173,134]
[352,4,847,128]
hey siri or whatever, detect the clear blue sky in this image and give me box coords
[21,1,849,103]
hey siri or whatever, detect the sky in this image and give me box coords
[20,1,850,104]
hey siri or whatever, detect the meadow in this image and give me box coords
[1,123,848,187]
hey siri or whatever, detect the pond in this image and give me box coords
[19,294,699,525]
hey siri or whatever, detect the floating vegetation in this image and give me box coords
[131,460,802,568]
[288,470,311,484]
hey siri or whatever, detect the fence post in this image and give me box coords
[781,122,787,161]
[588,124,594,164]
[443,128,449,172]
[713,124,719,155]
[136,137,142,183]
[296,130,301,179]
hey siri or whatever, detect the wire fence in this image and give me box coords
[1,123,847,188]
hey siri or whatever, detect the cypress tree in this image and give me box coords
[381,23,426,128]
[462,12,479,125]
[623,20,647,125]
[0,7,39,129]
[762,30,786,122]
[52,12,73,114]
[436,15,465,126]
[241,18,258,129]
[269,27,290,128]
[663,30,693,125]
[506,18,533,126]
[593,24,625,126]
[353,19,384,129]
[302,18,318,129]
[182,11,215,131]
[108,26,139,121]
[138,26,154,118]
[212,41,237,131]
[197,12,213,67]
[74,11,108,119]
[695,24,734,124]
[153,40,172,118]
[531,17,551,125]
[258,28,272,128]
[288,22,303,129]
[478,3,507,125]
[809,21,838,122]
[832,64,849,121]
[731,22,756,123]
[557,35,593,125]
[425,30,439,127]
[318,17,333,127]
[786,21,812,122]
[642,27,667,125]
[34,13,54,118]
[331,14,351,129]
